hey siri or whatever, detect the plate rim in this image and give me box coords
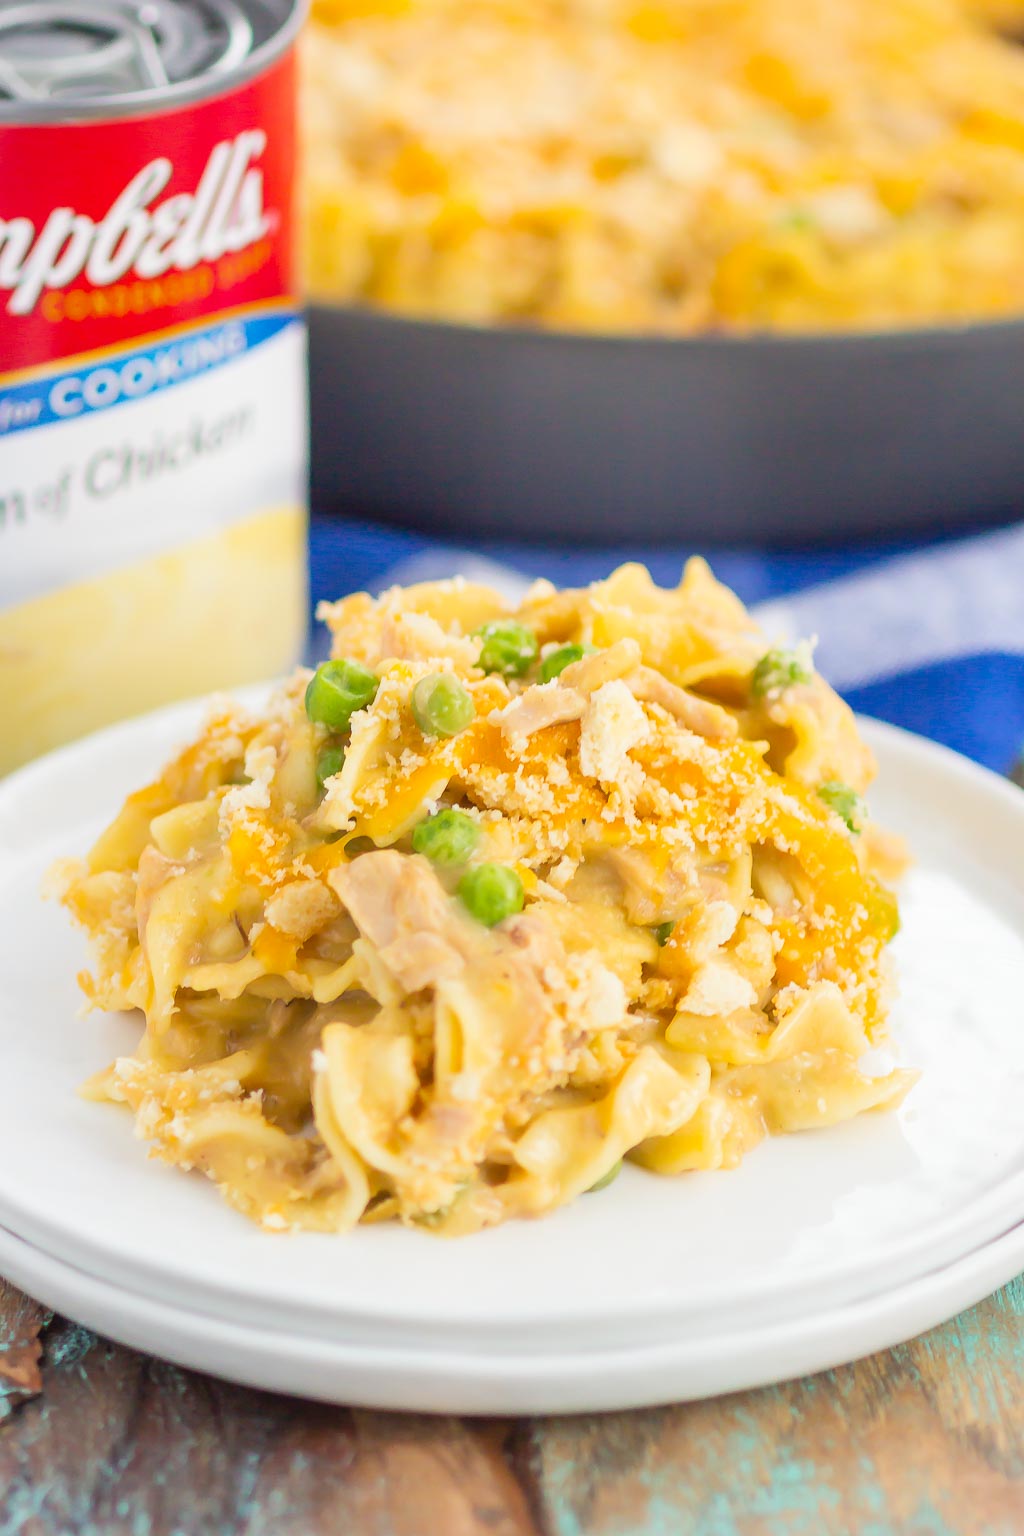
[2,1214,1023,1414]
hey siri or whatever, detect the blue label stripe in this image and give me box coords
[0,311,297,439]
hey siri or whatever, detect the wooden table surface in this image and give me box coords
[2,1273,1023,1536]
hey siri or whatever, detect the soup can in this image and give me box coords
[0,0,308,774]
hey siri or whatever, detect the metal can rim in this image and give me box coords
[0,0,308,124]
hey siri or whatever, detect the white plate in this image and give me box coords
[2,1215,1023,1414]
[2,695,1024,1356]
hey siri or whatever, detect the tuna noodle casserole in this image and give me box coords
[303,0,1024,332]
[57,565,913,1235]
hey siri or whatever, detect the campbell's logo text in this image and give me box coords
[0,130,273,317]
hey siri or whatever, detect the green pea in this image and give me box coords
[587,1160,622,1193]
[540,643,594,684]
[817,780,867,835]
[412,808,480,866]
[474,620,538,677]
[411,673,475,738]
[751,645,813,699]
[305,658,378,732]
[457,863,525,927]
[652,921,675,947]
[316,745,345,790]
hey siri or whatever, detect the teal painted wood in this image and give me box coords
[1,1278,1022,1536]
[519,1276,1024,1536]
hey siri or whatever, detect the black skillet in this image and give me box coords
[308,304,1024,545]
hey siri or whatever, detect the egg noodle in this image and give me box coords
[56,564,914,1235]
[303,0,1024,332]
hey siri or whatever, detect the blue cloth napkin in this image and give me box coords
[309,515,1024,776]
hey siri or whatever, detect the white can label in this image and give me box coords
[0,308,307,609]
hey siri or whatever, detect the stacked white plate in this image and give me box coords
[1,695,1023,1414]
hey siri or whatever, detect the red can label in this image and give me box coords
[0,52,298,368]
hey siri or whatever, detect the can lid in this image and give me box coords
[0,0,289,112]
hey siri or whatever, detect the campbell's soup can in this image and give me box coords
[0,0,308,774]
